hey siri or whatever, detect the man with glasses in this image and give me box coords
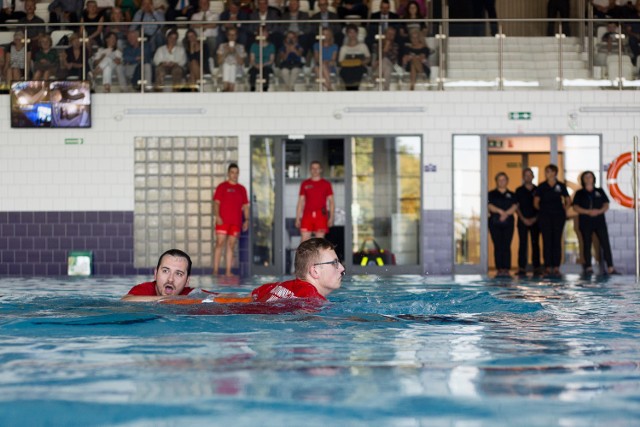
[251,237,345,302]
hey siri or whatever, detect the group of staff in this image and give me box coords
[488,164,619,277]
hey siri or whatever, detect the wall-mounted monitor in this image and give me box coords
[10,81,91,128]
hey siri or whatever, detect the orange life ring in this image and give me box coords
[607,152,640,209]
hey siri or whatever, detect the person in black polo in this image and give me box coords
[515,168,541,276]
[488,172,518,277]
[534,164,571,276]
[572,171,620,275]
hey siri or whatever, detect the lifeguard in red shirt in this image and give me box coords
[122,249,194,302]
[252,237,345,302]
[295,161,335,242]
[213,163,250,276]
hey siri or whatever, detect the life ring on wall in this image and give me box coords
[607,152,640,208]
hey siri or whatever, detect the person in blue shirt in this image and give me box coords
[488,172,518,277]
[123,30,153,90]
[572,171,620,275]
[248,26,275,92]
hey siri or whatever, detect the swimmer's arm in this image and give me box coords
[121,294,168,302]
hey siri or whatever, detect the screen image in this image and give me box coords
[11,81,91,128]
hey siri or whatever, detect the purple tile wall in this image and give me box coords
[0,211,249,276]
[423,210,454,275]
[605,210,638,274]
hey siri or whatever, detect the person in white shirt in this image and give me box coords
[91,32,126,92]
[216,27,246,92]
[190,0,218,65]
[153,28,187,90]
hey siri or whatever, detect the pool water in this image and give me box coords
[1,275,639,427]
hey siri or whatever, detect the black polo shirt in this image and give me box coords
[572,187,610,227]
[515,184,538,219]
[535,181,569,215]
[488,189,517,224]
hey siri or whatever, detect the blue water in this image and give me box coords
[1,275,639,427]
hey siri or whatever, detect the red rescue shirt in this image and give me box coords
[213,181,249,227]
[299,178,333,217]
[251,278,327,302]
[126,281,194,296]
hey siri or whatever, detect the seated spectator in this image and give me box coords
[118,0,138,21]
[60,32,89,80]
[396,0,426,17]
[1,0,27,25]
[311,0,343,47]
[183,28,210,87]
[313,27,338,91]
[337,0,368,20]
[279,31,304,90]
[190,0,219,66]
[401,27,430,90]
[165,0,197,22]
[248,26,275,91]
[123,29,153,89]
[219,0,251,49]
[399,0,427,43]
[0,45,5,83]
[48,0,83,28]
[367,0,399,50]
[104,6,129,51]
[32,35,59,80]
[282,0,312,55]
[249,0,283,52]
[217,26,247,92]
[338,23,370,91]
[4,31,27,84]
[372,26,399,91]
[91,32,126,92]
[153,28,187,90]
[82,0,106,51]
[130,0,166,52]
[18,0,46,52]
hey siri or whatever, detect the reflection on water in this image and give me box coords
[0,275,639,426]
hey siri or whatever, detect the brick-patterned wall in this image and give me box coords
[0,211,248,276]
[423,210,454,275]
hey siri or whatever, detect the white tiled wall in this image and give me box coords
[1,90,640,212]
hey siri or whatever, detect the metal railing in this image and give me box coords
[2,14,640,93]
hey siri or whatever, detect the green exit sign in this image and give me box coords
[65,138,84,145]
[509,112,532,120]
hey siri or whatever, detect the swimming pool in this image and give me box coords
[0,274,639,427]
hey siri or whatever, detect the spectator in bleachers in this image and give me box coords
[372,25,398,90]
[249,0,283,51]
[313,27,338,91]
[190,0,218,65]
[49,0,83,28]
[483,0,498,36]
[153,28,186,90]
[338,23,370,90]
[401,27,429,90]
[279,30,303,90]
[248,25,275,91]
[219,0,251,48]
[118,0,138,21]
[130,0,166,52]
[217,26,246,91]
[311,0,343,46]
[82,0,106,51]
[396,0,425,17]
[367,0,399,50]
[91,31,126,91]
[183,27,210,86]
[592,0,613,19]
[32,34,59,80]
[123,29,153,89]
[166,0,197,22]
[282,0,312,55]
[18,0,46,51]
[1,0,26,25]
[337,0,367,20]
[105,7,130,50]
[399,0,426,43]
[4,31,26,84]
[625,16,640,66]
[60,32,89,79]
[547,0,571,36]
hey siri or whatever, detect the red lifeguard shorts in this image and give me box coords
[300,211,328,234]
[216,224,241,237]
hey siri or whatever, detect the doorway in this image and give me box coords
[250,135,423,276]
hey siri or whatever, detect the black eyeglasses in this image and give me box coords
[313,258,342,269]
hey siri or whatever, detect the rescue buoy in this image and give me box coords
[607,152,640,208]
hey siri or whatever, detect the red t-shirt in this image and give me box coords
[213,181,249,227]
[251,278,327,302]
[126,281,194,296]
[299,178,333,216]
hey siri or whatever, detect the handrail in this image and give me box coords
[3,16,640,92]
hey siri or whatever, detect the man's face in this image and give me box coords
[317,0,328,11]
[289,0,299,12]
[228,167,239,184]
[154,255,190,296]
[314,248,344,296]
[380,2,390,14]
[258,0,268,12]
[523,170,534,184]
[199,0,209,11]
[310,163,322,179]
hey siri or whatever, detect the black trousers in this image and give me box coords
[489,220,514,270]
[517,218,540,270]
[579,220,614,269]
[547,0,571,36]
[539,213,566,268]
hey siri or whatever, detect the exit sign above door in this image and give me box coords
[509,112,532,120]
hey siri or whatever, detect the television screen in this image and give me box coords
[11,81,91,128]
